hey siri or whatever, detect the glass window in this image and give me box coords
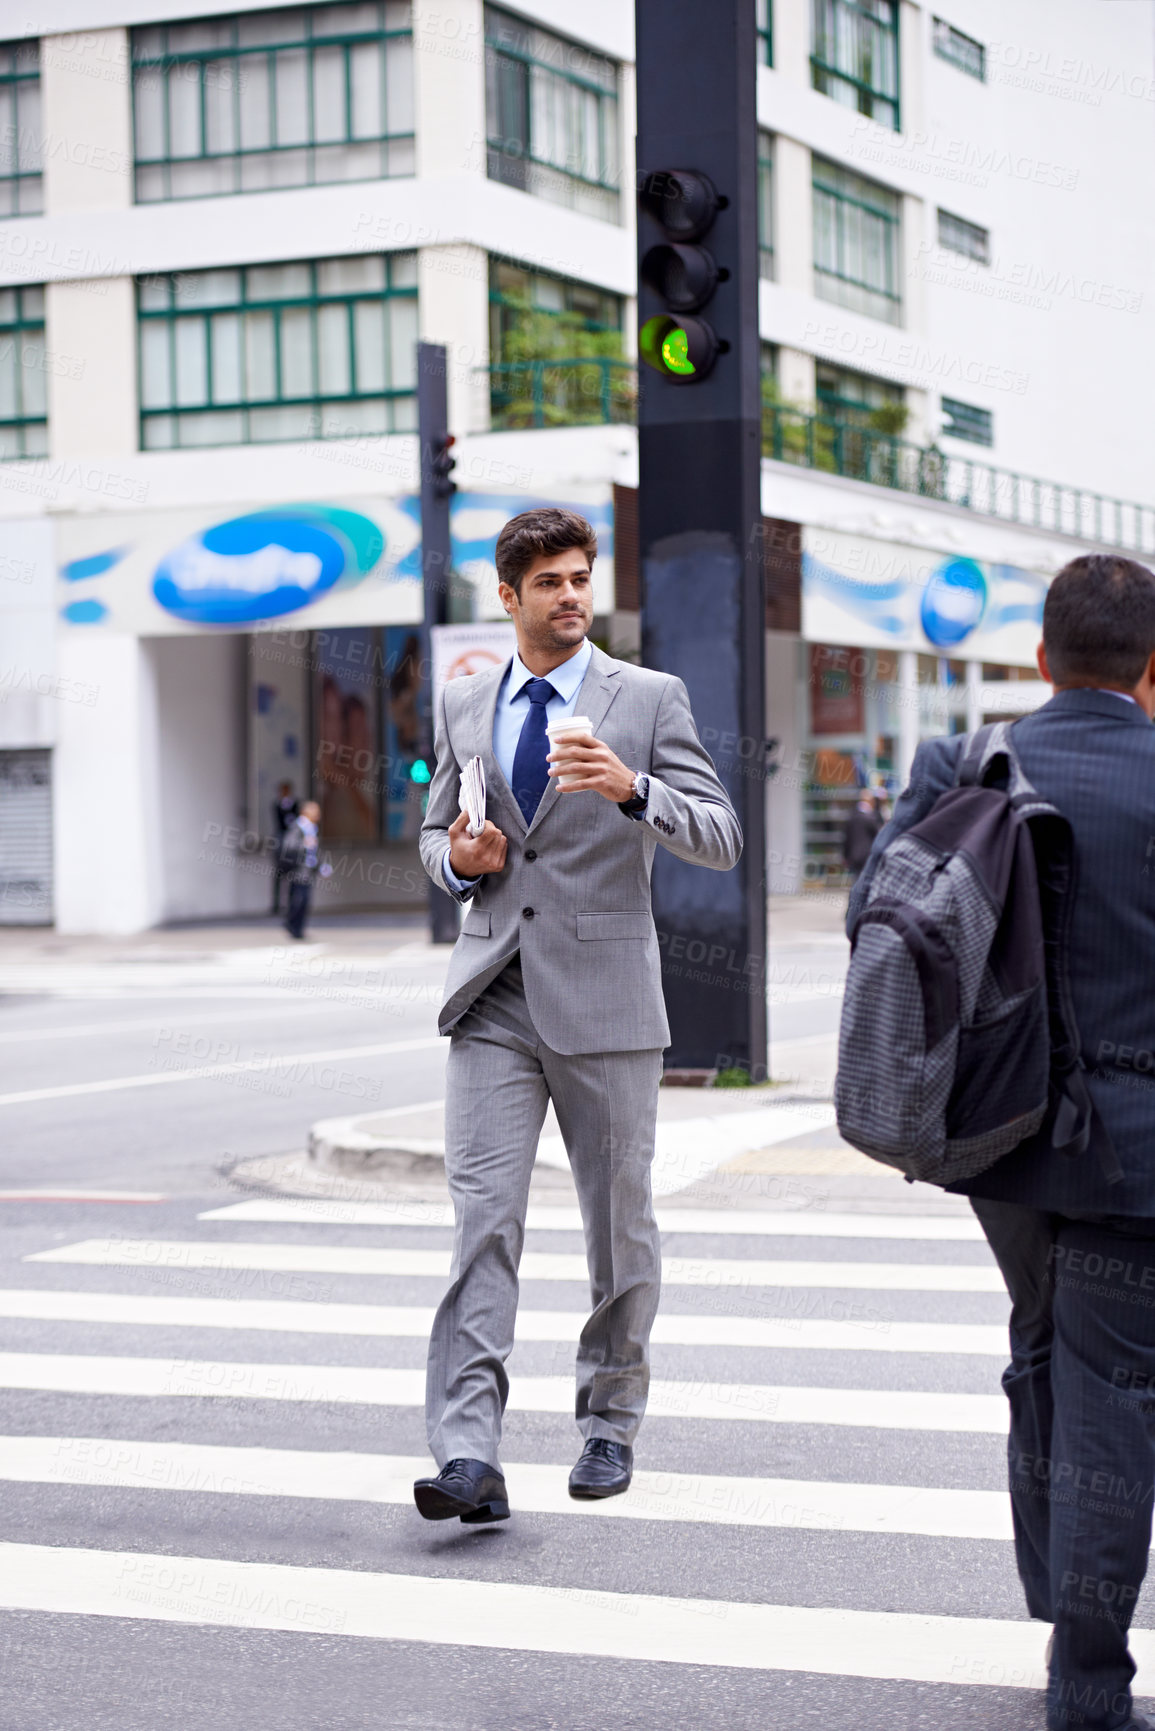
[933,17,985,80]
[0,285,48,458]
[0,41,43,218]
[484,6,620,224]
[757,131,774,281]
[937,208,990,264]
[816,361,904,423]
[941,396,992,446]
[811,0,900,131]
[138,252,419,448]
[813,158,901,324]
[131,4,414,202]
[487,258,630,429]
[757,0,773,66]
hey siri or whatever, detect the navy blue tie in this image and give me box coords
[510,677,556,826]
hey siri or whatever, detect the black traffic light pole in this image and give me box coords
[636,0,768,1077]
[416,340,460,945]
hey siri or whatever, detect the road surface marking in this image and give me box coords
[0,1436,1013,1540]
[201,1199,987,1241]
[0,1042,445,1108]
[0,1354,1007,1430]
[0,1540,1078,1687]
[0,1287,1008,1353]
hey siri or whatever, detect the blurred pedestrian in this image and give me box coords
[842,792,882,881]
[280,800,328,940]
[270,781,298,915]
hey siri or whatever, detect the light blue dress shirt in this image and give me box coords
[442,638,593,892]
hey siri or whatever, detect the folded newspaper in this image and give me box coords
[459,755,486,836]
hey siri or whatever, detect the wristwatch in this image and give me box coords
[618,771,650,818]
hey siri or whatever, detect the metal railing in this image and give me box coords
[763,404,1155,556]
[482,358,637,430]
[477,358,1155,557]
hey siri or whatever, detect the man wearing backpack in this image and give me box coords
[849,555,1155,1731]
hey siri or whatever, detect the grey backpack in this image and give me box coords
[835,723,1107,1187]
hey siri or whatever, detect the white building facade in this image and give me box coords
[1,0,1152,928]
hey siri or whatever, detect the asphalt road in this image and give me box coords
[1,911,1139,1730]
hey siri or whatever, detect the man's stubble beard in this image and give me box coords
[526,611,590,654]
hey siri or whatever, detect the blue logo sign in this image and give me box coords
[152,505,384,626]
[919,558,988,649]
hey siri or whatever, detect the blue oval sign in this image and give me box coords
[920,558,988,649]
[152,508,374,626]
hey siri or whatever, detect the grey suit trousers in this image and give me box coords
[425,957,663,1467]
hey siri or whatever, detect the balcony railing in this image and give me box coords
[482,358,637,431]
[477,359,1155,557]
[763,405,1155,556]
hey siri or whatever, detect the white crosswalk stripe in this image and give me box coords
[201,1199,989,1239]
[0,1352,1007,1429]
[0,1538,1066,1685]
[8,1190,1095,1713]
[0,1437,1014,1539]
[0,1287,1008,1353]
[28,1238,1003,1298]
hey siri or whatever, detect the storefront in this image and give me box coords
[44,485,614,932]
[794,525,1052,885]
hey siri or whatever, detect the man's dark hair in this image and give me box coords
[1043,554,1155,688]
[494,507,597,597]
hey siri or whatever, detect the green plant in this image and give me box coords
[867,400,910,437]
[713,1065,754,1088]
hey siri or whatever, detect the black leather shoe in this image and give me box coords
[413,1459,509,1524]
[568,1439,633,1499]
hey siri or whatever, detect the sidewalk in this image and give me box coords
[0,893,848,961]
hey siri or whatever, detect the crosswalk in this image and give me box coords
[6,1190,1153,1718]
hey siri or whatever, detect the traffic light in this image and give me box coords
[431,431,457,499]
[408,757,433,786]
[638,169,729,384]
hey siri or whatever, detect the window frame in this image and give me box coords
[757,130,775,281]
[0,41,43,219]
[757,0,773,66]
[812,158,903,325]
[811,0,900,132]
[815,360,904,424]
[484,4,621,222]
[0,285,47,459]
[941,396,993,447]
[130,4,415,204]
[932,16,985,81]
[136,253,419,451]
[937,208,990,265]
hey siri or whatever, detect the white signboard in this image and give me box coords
[431,622,516,694]
[802,526,1051,668]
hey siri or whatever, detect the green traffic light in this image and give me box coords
[660,325,694,375]
[409,759,432,785]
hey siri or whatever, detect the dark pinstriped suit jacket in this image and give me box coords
[847,688,1155,1215]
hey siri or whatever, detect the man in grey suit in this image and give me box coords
[412,506,741,1524]
[850,555,1155,1731]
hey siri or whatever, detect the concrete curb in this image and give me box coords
[307,1095,843,1189]
[307,1115,448,1177]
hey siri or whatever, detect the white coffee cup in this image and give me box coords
[547,714,593,788]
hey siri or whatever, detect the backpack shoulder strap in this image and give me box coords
[957,720,1021,787]
[956,719,1042,802]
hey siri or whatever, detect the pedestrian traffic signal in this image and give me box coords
[409,757,433,785]
[638,169,729,384]
[431,432,457,499]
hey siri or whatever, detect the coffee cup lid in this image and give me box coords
[547,714,592,734]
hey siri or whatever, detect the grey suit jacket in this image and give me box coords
[848,690,1155,1215]
[419,643,742,1054]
